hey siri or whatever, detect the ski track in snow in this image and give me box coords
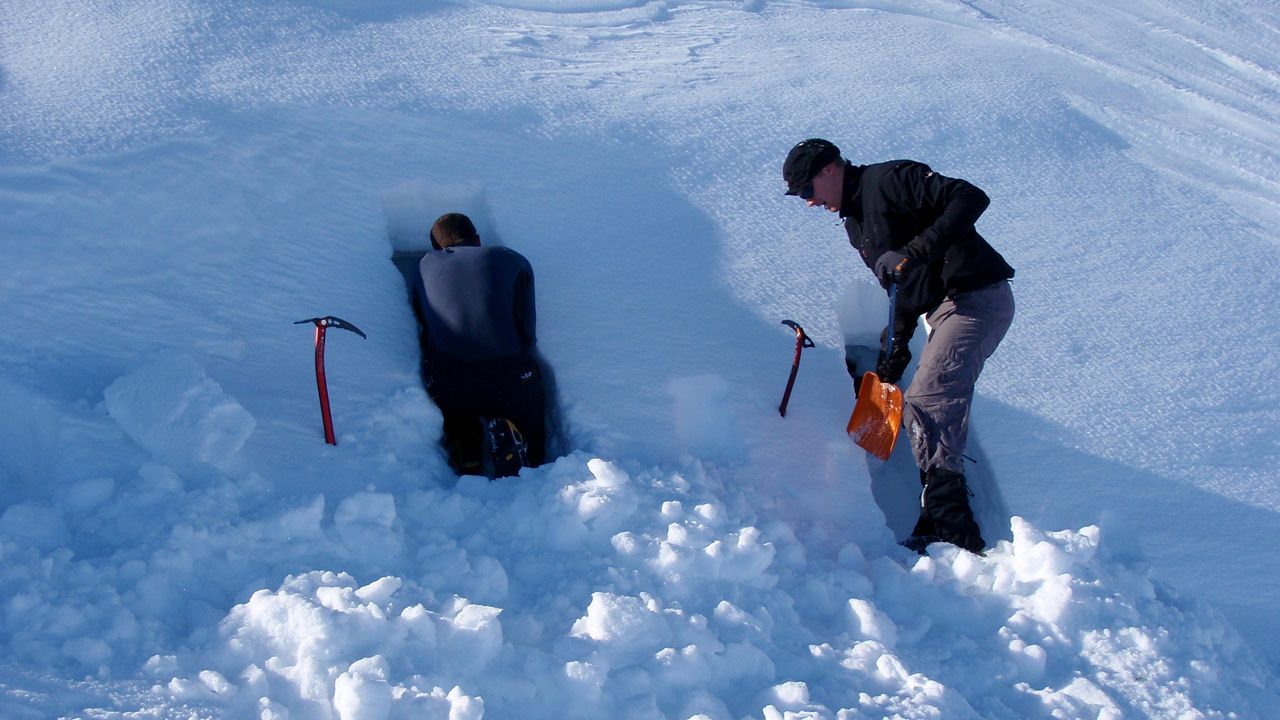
[2,0,1280,717]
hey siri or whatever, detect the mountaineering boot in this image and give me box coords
[441,429,484,476]
[900,468,938,553]
[903,468,985,554]
[483,417,530,479]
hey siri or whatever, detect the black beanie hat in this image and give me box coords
[783,138,841,195]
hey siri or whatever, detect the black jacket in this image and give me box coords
[414,245,536,363]
[840,160,1014,347]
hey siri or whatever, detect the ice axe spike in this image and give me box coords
[295,316,367,445]
[778,319,815,417]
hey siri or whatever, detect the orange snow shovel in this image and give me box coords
[847,282,904,461]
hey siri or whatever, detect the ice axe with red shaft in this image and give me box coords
[778,319,815,417]
[295,316,366,445]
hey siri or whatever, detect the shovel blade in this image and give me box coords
[847,371,904,461]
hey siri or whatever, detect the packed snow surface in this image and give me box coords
[2,0,1279,717]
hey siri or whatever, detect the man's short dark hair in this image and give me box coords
[431,213,480,249]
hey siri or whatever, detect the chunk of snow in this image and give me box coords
[104,353,254,467]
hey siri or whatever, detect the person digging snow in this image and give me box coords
[412,212,548,475]
[783,138,1015,553]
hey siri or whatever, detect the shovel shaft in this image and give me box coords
[885,282,898,356]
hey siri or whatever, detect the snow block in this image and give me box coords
[0,501,71,549]
[846,598,898,648]
[334,491,401,560]
[571,592,672,667]
[334,656,392,720]
[104,353,254,468]
[438,603,504,675]
[666,374,747,464]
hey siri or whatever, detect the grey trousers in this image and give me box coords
[903,280,1014,475]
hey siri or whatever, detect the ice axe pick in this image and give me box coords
[295,316,366,445]
[778,319,815,417]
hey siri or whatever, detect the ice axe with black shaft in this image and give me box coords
[295,316,366,445]
[847,281,905,460]
[778,319,815,417]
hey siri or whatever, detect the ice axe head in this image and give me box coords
[781,319,814,348]
[294,316,367,339]
[778,319,814,417]
[295,315,365,446]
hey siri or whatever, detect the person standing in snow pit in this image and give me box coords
[412,212,547,475]
[783,138,1015,554]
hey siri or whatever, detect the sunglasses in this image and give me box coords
[799,183,815,200]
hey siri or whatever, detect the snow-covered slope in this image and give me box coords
[2,0,1278,717]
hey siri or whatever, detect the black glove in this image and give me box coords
[875,326,911,384]
[874,250,910,285]
[875,352,909,385]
